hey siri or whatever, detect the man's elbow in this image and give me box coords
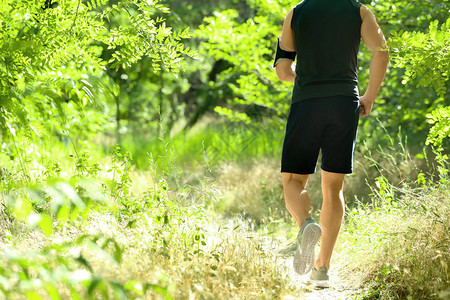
[275,60,295,81]
[276,67,290,81]
[374,49,390,63]
[276,69,287,81]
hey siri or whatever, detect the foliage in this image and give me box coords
[1,1,449,299]
[389,18,450,149]
[0,143,141,298]
[194,1,294,125]
[121,121,285,171]
[426,106,450,148]
[0,234,170,299]
[0,0,196,143]
[368,0,449,31]
[0,140,302,298]
[191,0,450,149]
[0,142,183,298]
[389,19,450,99]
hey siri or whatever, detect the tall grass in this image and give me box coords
[0,135,302,299]
[334,151,449,300]
[118,120,433,212]
[1,120,448,299]
[119,121,285,171]
[189,125,449,299]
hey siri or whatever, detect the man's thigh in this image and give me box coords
[281,98,325,175]
[320,97,360,174]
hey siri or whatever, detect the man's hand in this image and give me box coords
[359,94,374,117]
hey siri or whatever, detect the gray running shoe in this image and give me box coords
[293,218,322,275]
[309,266,330,288]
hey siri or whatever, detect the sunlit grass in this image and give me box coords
[120,121,285,171]
[1,124,448,299]
[335,175,449,299]
[0,139,302,298]
[2,190,301,299]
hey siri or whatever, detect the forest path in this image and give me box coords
[278,255,364,299]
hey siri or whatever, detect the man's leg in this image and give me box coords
[282,172,311,229]
[315,170,345,269]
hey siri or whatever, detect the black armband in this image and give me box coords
[273,37,296,68]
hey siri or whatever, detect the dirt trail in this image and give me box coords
[279,256,363,299]
[263,235,363,299]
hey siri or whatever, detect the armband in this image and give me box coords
[273,37,296,68]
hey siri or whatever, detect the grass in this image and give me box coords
[116,120,431,210]
[213,159,288,225]
[0,136,302,299]
[0,124,448,299]
[118,120,285,171]
[0,177,300,299]
[332,146,450,300]
[335,181,449,299]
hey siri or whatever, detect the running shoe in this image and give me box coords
[293,218,322,275]
[309,266,330,288]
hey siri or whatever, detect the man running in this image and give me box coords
[274,0,389,288]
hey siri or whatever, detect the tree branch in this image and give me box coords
[70,0,81,35]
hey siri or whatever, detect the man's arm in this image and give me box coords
[359,5,389,117]
[275,9,296,82]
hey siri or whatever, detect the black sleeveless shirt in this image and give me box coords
[291,0,362,103]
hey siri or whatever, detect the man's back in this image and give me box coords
[291,0,362,102]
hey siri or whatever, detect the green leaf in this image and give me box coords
[14,198,34,221]
[68,285,83,300]
[124,280,144,296]
[39,214,53,236]
[25,292,43,300]
[45,283,62,300]
[56,204,70,223]
[57,182,86,210]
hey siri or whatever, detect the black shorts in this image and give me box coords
[281,95,360,174]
